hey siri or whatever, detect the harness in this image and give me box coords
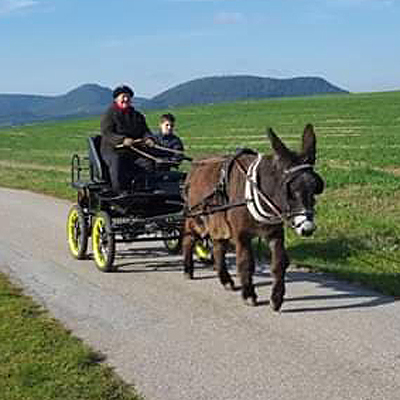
[184,149,252,218]
[245,153,282,224]
[186,150,316,226]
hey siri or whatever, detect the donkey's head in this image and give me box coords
[267,124,324,236]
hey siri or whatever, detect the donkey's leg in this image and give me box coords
[268,237,290,312]
[182,220,195,279]
[236,234,257,306]
[214,239,234,290]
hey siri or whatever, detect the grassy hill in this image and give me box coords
[1,90,400,296]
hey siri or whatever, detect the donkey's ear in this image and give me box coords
[301,123,316,165]
[267,127,292,160]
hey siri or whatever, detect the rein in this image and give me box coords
[152,144,193,161]
[116,141,191,164]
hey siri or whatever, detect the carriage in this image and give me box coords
[66,135,211,272]
[67,124,324,311]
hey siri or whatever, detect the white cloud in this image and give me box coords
[167,0,231,2]
[214,11,244,25]
[326,0,397,6]
[0,0,39,15]
[100,39,127,49]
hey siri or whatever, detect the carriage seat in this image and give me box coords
[88,135,110,184]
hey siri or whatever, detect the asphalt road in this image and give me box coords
[1,187,400,400]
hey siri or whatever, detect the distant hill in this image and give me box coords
[150,76,348,109]
[0,84,150,126]
[0,76,348,126]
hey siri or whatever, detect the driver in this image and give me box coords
[100,85,154,193]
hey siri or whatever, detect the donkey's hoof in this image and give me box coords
[270,300,283,312]
[243,297,257,307]
[184,272,194,280]
[223,281,235,291]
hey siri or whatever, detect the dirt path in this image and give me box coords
[1,187,399,400]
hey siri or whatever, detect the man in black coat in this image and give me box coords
[100,85,154,193]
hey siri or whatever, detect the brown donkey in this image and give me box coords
[182,124,324,311]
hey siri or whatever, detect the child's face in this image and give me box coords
[160,120,174,135]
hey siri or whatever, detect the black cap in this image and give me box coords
[113,85,134,99]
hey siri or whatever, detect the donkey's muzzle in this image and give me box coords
[293,215,316,237]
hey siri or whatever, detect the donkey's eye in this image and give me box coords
[314,175,324,195]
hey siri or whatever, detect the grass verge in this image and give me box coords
[0,273,143,400]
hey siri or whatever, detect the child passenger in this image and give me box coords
[153,113,184,170]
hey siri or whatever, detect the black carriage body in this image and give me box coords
[69,136,186,255]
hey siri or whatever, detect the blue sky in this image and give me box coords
[1,0,399,97]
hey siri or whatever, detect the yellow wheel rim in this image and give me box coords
[92,217,107,268]
[67,209,80,257]
[195,242,211,260]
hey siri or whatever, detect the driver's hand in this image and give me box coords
[123,137,134,147]
[144,137,155,147]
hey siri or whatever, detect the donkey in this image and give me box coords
[182,124,324,311]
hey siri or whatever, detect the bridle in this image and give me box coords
[243,153,316,226]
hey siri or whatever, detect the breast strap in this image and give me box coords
[245,154,282,224]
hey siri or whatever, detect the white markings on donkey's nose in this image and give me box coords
[293,215,316,236]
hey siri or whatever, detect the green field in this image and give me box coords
[1,91,400,398]
[1,91,400,296]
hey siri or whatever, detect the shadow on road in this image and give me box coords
[87,246,396,313]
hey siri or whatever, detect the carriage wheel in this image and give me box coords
[67,204,89,260]
[91,211,116,272]
[194,237,214,264]
[163,227,182,254]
